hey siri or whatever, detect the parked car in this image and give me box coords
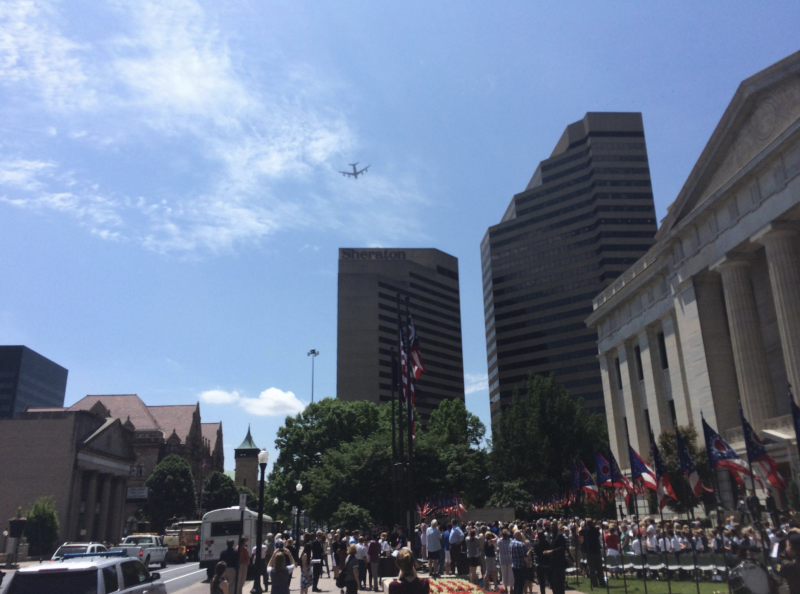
[51,542,108,561]
[3,552,166,594]
[111,534,169,568]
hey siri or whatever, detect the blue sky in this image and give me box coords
[2,1,799,471]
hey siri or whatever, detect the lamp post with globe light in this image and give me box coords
[295,482,303,541]
[273,497,279,524]
[251,450,269,594]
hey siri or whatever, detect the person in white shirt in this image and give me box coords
[419,520,428,561]
[355,537,368,589]
[426,520,443,577]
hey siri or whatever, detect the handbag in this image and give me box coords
[336,571,347,588]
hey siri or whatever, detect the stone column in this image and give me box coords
[661,314,691,426]
[105,478,122,544]
[618,342,648,463]
[96,474,113,543]
[715,256,778,429]
[638,329,670,438]
[600,353,627,467]
[759,228,800,397]
[673,280,718,433]
[66,470,84,542]
[83,471,99,542]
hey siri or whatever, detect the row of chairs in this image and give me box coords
[565,553,753,580]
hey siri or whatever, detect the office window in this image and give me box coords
[668,400,678,426]
[644,411,652,440]
[615,358,623,391]
[657,332,669,369]
[634,346,644,381]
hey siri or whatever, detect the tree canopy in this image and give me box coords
[656,425,715,513]
[490,374,608,504]
[24,496,60,556]
[201,472,239,512]
[330,502,372,531]
[146,454,197,531]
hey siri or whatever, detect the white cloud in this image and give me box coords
[0,0,429,253]
[200,387,306,417]
[0,159,55,191]
[464,373,488,395]
[0,0,94,110]
[199,389,241,404]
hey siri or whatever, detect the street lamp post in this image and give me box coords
[295,482,303,541]
[251,450,270,594]
[273,497,279,523]
[307,350,319,403]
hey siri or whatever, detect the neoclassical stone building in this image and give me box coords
[586,50,800,504]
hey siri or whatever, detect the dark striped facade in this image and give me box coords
[482,113,657,425]
[336,248,465,424]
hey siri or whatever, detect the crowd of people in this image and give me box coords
[410,511,800,594]
[206,509,800,594]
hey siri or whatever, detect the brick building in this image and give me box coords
[65,395,224,526]
[0,406,136,545]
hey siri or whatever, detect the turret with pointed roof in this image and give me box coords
[234,425,260,491]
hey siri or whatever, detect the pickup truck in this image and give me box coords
[111,535,169,568]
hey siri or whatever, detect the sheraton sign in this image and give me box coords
[340,249,407,261]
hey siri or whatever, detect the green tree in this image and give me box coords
[427,397,485,447]
[330,503,372,531]
[657,425,714,514]
[490,374,608,508]
[146,454,197,531]
[201,472,239,512]
[24,496,60,556]
[265,398,381,519]
[486,481,532,518]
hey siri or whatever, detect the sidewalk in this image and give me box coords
[170,563,585,594]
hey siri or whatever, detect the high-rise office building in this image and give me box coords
[482,113,657,424]
[337,248,465,423]
[0,345,68,418]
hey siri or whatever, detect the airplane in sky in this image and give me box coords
[339,163,370,179]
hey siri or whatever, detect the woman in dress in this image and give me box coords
[388,549,429,594]
[210,562,229,594]
[300,543,314,594]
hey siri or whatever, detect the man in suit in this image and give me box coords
[544,522,567,594]
[312,530,325,592]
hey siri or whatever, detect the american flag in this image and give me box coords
[675,427,711,496]
[398,312,414,439]
[741,407,786,490]
[651,433,677,511]
[407,310,426,381]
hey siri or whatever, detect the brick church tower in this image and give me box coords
[234,426,259,491]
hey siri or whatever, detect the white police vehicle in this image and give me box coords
[2,551,166,594]
[51,541,108,560]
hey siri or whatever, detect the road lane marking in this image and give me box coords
[158,565,199,574]
[164,568,206,583]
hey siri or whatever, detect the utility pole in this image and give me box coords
[307,349,319,403]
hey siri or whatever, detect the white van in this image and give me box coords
[199,507,272,578]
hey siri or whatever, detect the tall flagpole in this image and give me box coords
[390,348,399,526]
[739,406,771,562]
[405,296,416,550]
[395,294,407,532]
[651,430,672,594]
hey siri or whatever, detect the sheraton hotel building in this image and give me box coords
[336,248,466,424]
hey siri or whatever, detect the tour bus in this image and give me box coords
[199,507,272,579]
